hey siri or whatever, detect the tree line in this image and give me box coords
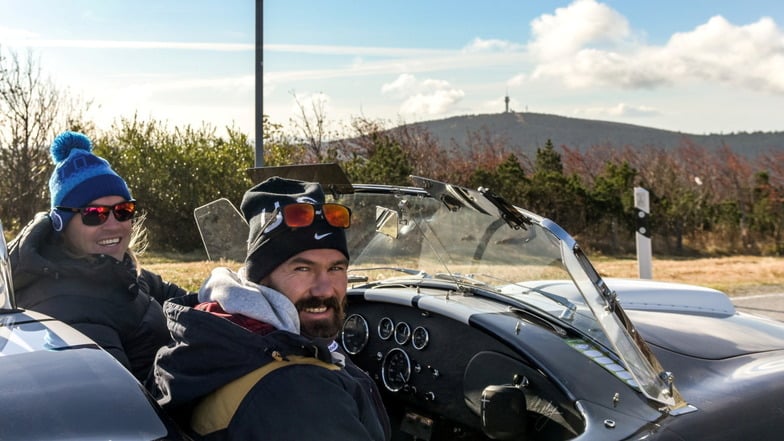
[2,46,782,256]
[264,98,784,257]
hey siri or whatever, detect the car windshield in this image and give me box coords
[336,178,678,407]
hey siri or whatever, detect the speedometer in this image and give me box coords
[341,314,369,355]
[381,348,411,392]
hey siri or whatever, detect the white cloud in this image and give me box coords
[528,0,632,61]
[264,44,445,57]
[463,38,525,52]
[382,74,464,116]
[0,25,38,40]
[81,73,255,131]
[400,89,465,116]
[262,38,532,88]
[0,24,252,51]
[665,16,784,93]
[262,73,277,98]
[525,0,784,94]
[507,74,527,87]
[5,38,252,51]
[380,74,419,97]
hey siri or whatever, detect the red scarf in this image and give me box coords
[196,301,277,335]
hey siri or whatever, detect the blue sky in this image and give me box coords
[1,0,782,138]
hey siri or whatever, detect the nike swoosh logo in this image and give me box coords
[314,232,333,240]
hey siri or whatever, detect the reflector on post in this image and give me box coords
[634,187,652,279]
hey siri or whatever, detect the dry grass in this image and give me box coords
[591,255,784,296]
[140,256,240,293]
[141,254,784,297]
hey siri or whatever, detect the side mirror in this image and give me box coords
[481,384,527,440]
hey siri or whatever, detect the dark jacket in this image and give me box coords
[8,213,189,383]
[151,279,390,441]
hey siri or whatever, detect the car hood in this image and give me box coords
[604,278,784,359]
[608,278,737,316]
[627,309,784,359]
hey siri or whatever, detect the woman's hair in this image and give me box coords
[127,211,150,270]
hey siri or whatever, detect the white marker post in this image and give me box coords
[634,187,653,279]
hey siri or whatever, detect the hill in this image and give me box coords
[396,112,784,158]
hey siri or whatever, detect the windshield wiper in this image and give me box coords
[474,272,578,321]
[524,285,578,321]
[433,272,490,288]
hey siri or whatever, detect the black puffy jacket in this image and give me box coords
[8,213,190,383]
[152,294,391,441]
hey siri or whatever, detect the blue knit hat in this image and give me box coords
[48,131,132,232]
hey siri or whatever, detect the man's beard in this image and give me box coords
[295,296,346,339]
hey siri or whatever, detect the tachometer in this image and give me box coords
[341,314,369,355]
[381,348,411,392]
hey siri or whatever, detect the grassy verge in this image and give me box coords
[590,255,784,296]
[141,254,784,296]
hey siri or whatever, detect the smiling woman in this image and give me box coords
[6,131,192,384]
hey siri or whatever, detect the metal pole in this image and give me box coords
[254,0,264,167]
[634,187,652,279]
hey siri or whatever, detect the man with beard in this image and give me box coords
[150,177,390,441]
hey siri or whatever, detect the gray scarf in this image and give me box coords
[197,266,300,334]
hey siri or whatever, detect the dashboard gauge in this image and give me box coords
[394,321,412,345]
[341,314,369,355]
[412,326,429,350]
[381,348,411,392]
[378,317,394,340]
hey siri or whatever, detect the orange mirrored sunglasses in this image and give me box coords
[281,203,351,229]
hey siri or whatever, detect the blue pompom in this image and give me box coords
[50,131,93,163]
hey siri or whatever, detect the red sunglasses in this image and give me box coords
[280,203,351,229]
[56,200,137,226]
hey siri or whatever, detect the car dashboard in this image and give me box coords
[341,285,586,441]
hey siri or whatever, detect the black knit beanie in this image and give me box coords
[241,177,349,283]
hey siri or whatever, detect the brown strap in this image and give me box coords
[190,355,340,436]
